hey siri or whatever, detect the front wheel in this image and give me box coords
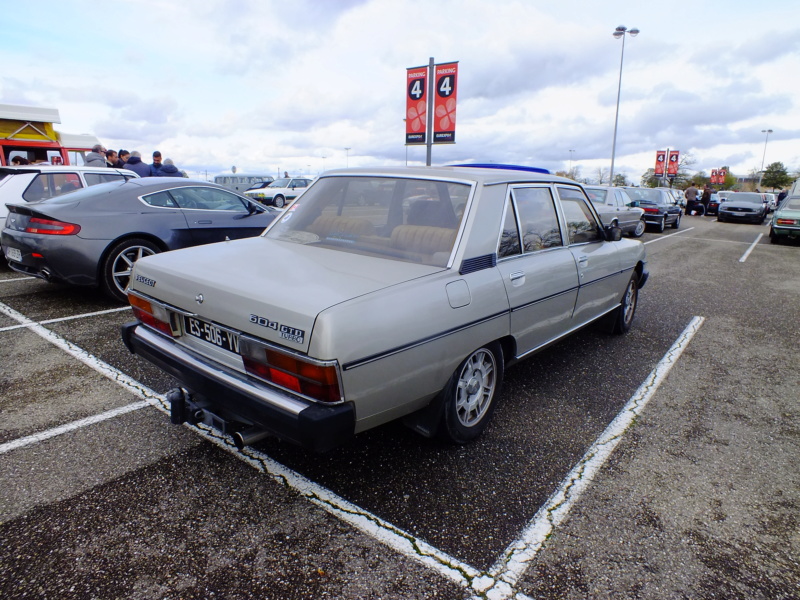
[273,195,286,208]
[608,275,639,334]
[631,218,646,238]
[102,238,161,302]
[440,343,504,444]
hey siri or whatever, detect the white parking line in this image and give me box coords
[0,276,35,283]
[0,297,704,599]
[477,316,705,598]
[738,234,763,262]
[0,306,130,333]
[643,226,694,245]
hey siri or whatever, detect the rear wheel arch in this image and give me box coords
[98,234,169,301]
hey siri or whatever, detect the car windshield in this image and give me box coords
[730,193,763,205]
[265,175,472,267]
[625,188,664,205]
[269,179,291,187]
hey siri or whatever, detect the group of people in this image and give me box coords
[683,183,711,214]
[85,144,186,178]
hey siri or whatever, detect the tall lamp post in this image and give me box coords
[758,129,772,188]
[344,147,351,168]
[609,25,639,186]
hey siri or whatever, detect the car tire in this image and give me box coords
[273,195,286,208]
[608,274,639,335]
[631,218,646,238]
[769,228,780,244]
[439,343,504,444]
[656,216,666,233]
[102,238,161,303]
[671,213,681,229]
[718,215,725,222]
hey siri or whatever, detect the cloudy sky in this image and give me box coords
[2,0,799,184]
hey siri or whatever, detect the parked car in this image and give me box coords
[768,195,800,243]
[0,165,139,221]
[121,166,649,452]
[623,187,682,232]
[706,193,722,216]
[584,185,645,237]
[717,192,769,224]
[244,177,312,208]
[1,178,280,301]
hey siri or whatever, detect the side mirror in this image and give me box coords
[604,224,623,241]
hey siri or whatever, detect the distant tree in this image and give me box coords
[594,167,609,185]
[554,166,582,182]
[612,173,629,187]
[761,162,793,191]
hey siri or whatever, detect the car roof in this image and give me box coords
[321,165,577,187]
[0,165,137,175]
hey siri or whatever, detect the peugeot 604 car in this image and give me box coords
[121,166,649,452]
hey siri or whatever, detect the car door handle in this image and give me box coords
[509,271,525,286]
[197,220,212,224]
[578,255,588,266]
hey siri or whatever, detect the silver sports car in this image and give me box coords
[1,178,280,301]
[121,166,649,451]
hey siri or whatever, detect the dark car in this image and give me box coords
[623,187,682,232]
[706,193,722,216]
[717,192,769,224]
[1,178,280,301]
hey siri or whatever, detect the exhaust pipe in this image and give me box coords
[40,268,52,282]
[233,428,270,451]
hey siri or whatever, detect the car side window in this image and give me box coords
[189,187,250,212]
[85,173,128,186]
[506,187,563,254]
[498,200,521,258]
[142,191,179,208]
[557,186,604,245]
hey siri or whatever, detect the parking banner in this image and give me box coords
[654,150,666,176]
[667,150,680,177]
[718,168,727,183]
[711,169,719,184]
[433,62,458,143]
[406,66,428,145]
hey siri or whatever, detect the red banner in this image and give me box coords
[667,150,680,177]
[711,169,719,184]
[654,151,666,176]
[718,168,727,183]
[433,62,458,143]
[406,66,428,145]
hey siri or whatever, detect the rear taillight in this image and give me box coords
[241,340,342,403]
[25,217,81,235]
[642,207,659,214]
[776,218,797,225]
[128,293,177,337]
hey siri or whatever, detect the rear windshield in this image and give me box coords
[625,188,664,204]
[265,176,472,267]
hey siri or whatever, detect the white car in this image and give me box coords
[244,177,312,208]
[0,165,139,220]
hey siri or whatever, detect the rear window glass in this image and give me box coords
[22,173,84,201]
[266,176,472,267]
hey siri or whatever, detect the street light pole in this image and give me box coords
[569,149,575,176]
[609,25,639,186]
[758,129,773,188]
[344,147,351,168]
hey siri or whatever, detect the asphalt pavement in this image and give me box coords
[0,214,798,599]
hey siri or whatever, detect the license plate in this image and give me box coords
[6,247,21,262]
[184,316,241,354]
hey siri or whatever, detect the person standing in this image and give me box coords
[150,151,163,176]
[115,149,130,169]
[105,150,119,168]
[158,158,184,177]
[701,184,712,212]
[684,182,699,214]
[84,144,108,167]
[123,151,152,177]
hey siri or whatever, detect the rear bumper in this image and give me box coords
[121,322,355,452]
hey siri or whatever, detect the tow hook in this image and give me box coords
[167,387,189,424]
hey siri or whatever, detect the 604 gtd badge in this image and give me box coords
[250,314,305,344]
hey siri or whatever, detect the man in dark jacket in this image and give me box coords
[85,144,107,167]
[123,151,152,177]
[150,151,163,176]
[158,158,184,177]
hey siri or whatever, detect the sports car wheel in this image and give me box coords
[440,343,504,444]
[631,218,646,238]
[609,274,638,335]
[102,238,160,302]
[273,195,286,208]
[671,213,681,229]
